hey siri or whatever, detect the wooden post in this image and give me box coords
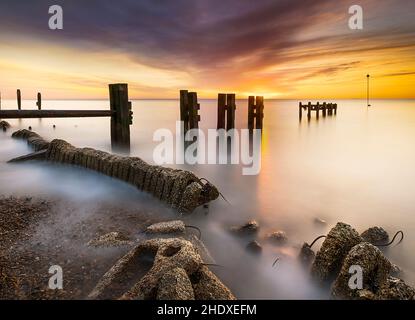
[307,102,311,118]
[109,83,131,152]
[180,90,189,132]
[17,89,21,110]
[217,93,226,130]
[316,102,320,119]
[226,94,236,131]
[322,102,327,117]
[36,93,42,110]
[248,96,256,130]
[299,102,302,119]
[334,103,337,115]
[188,92,200,129]
[256,96,264,130]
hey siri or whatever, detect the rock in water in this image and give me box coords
[87,232,132,248]
[191,266,236,300]
[377,277,415,300]
[246,241,262,255]
[331,242,392,299]
[265,231,287,245]
[146,220,186,235]
[311,222,362,283]
[298,243,315,267]
[0,120,11,131]
[116,238,235,300]
[229,220,259,235]
[157,267,195,300]
[360,227,389,245]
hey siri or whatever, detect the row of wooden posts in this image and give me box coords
[0,85,265,153]
[299,102,337,120]
[180,90,265,131]
[6,89,43,111]
[0,85,132,152]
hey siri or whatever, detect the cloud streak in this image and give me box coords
[0,0,414,98]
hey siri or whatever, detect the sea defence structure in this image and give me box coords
[10,129,219,214]
[299,102,337,120]
[0,84,133,153]
[180,90,265,131]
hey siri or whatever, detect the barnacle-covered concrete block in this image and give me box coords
[10,130,219,213]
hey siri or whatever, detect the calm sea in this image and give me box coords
[1,98,414,298]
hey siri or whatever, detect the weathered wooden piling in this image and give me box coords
[180,90,190,131]
[109,83,132,153]
[180,90,200,131]
[248,96,264,130]
[217,93,236,130]
[226,94,236,131]
[188,92,200,130]
[36,93,41,110]
[217,94,226,130]
[17,89,21,110]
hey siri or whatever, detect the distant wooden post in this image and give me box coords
[180,90,200,131]
[217,93,226,129]
[188,92,200,129]
[226,94,236,131]
[248,96,255,130]
[299,102,303,119]
[256,96,264,129]
[334,103,337,115]
[307,102,311,118]
[180,90,190,132]
[322,102,327,117]
[36,93,42,110]
[17,89,21,110]
[316,102,320,119]
[248,96,264,130]
[109,83,131,152]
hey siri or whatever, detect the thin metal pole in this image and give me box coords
[366,74,370,107]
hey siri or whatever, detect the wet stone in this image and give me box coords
[246,241,262,255]
[311,222,362,283]
[298,243,316,266]
[331,242,392,299]
[87,232,133,248]
[146,220,186,235]
[360,227,389,245]
[230,220,260,235]
[156,267,195,300]
[265,231,288,245]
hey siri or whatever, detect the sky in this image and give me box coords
[0,0,414,99]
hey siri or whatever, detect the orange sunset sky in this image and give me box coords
[0,0,414,100]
